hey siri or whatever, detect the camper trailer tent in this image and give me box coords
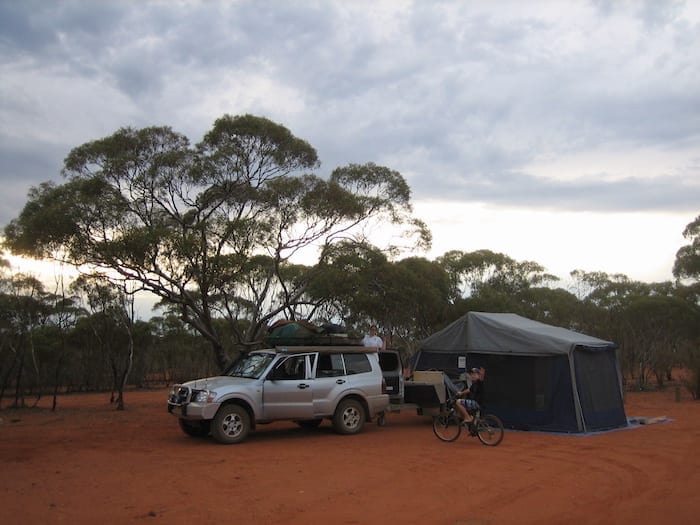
[415,312,627,433]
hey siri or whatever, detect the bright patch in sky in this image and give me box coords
[415,201,687,283]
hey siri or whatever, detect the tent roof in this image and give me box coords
[421,312,616,356]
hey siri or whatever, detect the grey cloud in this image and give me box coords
[0,0,57,54]
[0,1,127,64]
[0,139,65,227]
[1,0,699,229]
[410,169,700,213]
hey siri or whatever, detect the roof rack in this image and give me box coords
[273,345,377,354]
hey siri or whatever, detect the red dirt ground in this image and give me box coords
[1,387,698,525]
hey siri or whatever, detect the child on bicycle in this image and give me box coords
[454,367,485,427]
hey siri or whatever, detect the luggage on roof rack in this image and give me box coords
[264,320,362,346]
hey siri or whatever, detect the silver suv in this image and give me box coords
[167,346,389,444]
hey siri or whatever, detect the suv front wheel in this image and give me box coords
[211,404,251,444]
[333,398,366,435]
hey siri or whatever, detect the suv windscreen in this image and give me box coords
[225,352,275,379]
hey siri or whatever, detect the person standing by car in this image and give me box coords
[454,367,485,426]
[362,325,385,350]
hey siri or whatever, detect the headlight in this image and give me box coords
[193,390,217,403]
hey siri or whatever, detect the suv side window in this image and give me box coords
[316,353,345,377]
[275,355,307,380]
[343,353,372,375]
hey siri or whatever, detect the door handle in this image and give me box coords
[298,383,309,389]
[336,379,346,384]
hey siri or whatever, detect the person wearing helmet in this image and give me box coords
[454,367,485,427]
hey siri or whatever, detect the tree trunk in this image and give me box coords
[212,340,229,372]
[51,352,66,412]
[116,331,134,411]
[13,345,26,408]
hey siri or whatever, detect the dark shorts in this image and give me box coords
[459,399,480,414]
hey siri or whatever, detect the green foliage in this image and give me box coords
[2,126,698,397]
[437,249,558,299]
[3,115,428,371]
[673,214,700,282]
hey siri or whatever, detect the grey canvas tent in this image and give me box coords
[414,312,627,433]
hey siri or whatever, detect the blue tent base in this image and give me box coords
[506,416,671,436]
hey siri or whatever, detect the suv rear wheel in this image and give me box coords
[333,398,365,435]
[211,404,251,444]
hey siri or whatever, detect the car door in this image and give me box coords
[310,352,348,415]
[262,354,314,420]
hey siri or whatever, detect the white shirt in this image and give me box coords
[362,335,384,349]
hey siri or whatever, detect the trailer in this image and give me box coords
[376,370,447,426]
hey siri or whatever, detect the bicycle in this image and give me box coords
[432,395,504,446]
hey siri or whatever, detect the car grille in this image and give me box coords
[169,385,190,405]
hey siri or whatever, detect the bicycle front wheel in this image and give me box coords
[476,414,504,446]
[432,413,462,442]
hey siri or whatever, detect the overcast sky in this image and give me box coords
[1,0,699,286]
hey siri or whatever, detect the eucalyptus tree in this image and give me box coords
[70,275,136,409]
[672,214,700,397]
[0,259,15,403]
[302,241,390,329]
[569,270,644,338]
[437,249,557,299]
[569,270,699,390]
[0,271,53,407]
[147,313,217,382]
[381,257,453,349]
[569,270,648,381]
[622,294,697,390]
[42,290,82,410]
[302,240,452,352]
[4,114,428,370]
[673,214,700,283]
[514,286,582,327]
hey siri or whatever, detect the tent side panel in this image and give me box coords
[573,347,628,431]
[470,353,580,432]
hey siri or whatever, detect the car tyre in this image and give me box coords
[333,398,365,435]
[211,404,250,444]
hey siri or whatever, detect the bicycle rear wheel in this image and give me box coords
[476,414,504,446]
[432,412,462,442]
